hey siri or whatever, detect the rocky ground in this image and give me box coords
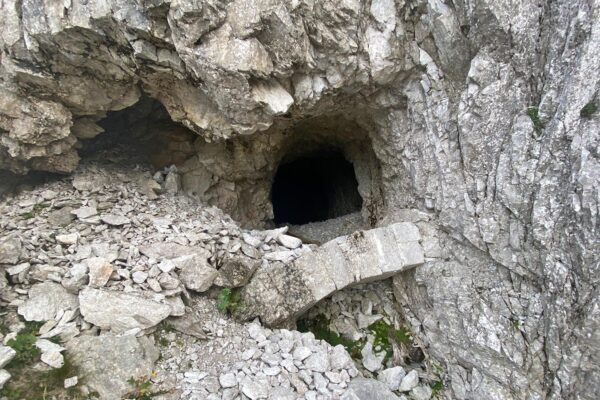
[0,152,441,400]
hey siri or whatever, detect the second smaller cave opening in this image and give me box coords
[271,149,363,225]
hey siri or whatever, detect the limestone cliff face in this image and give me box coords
[1,0,599,399]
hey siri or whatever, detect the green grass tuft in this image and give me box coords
[6,329,40,368]
[527,106,544,133]
[431,380,444,397]
[0,320,90,399]
[217,288,242,314]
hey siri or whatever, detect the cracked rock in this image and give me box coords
[79,287,172,333]
[17,282,79,322]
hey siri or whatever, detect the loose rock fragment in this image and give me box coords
[64,376,78,389]
[344,378,401,400]
[56,233,78,245]
[398,370,419,392]
[100,214,131,226]
[36,339,65,369]
[378,366,406,391]
[0,346,16,369]
[178,255,218,292]
[361,342,384,372]
[87,257,114,287]
[0,369,10,389]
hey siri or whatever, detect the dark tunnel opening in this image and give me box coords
[271,149,363,225]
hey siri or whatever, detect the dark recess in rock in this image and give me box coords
[80,94,197,168]
[271,149,363,225]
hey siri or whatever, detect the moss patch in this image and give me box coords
[217,288,243,314]
[431,380,444,397]
[367,319,413,363]
[581,101,598,118]
[297,315,364,359]
[153,321,176,347]
[20,202,49,220]
[0,321,87,399]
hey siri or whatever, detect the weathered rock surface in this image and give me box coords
[79,287,172,333]
[0,370,10,389]
[239,222,424,325]
[343,378,401,400]
[0,236,21,264]
[0,346,16,369]
[0,0,598,398]
[17,282,78,322]
[66,334,159,399]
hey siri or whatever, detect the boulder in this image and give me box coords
[79,287,171,333]
[0,236,21,264]
[66,334,159,399]
[17,282,79,322]
[178,255,218,292]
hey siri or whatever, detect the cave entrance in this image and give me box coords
[79,94,197,168]
[271,149,363,225]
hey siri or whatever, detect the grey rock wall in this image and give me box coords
[0,0,598,399]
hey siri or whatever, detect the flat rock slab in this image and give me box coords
[17,282,79,322]
[343,378,401,400]
[100,214,131,226]
[66,334,158,399]
[239,222,424,326]
[79,287,172,333]
[139,242,207,260]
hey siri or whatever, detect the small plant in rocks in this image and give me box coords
[5,321,42,367]
[125,373,166,400]
[526,106,544,134]
[1,321,84,399]
[297,314,364,358]
[217,288,242,314]
[126,375,155,400]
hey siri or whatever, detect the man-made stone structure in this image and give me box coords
[1,0,599,399]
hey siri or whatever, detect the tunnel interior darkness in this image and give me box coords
[271,149,363,225]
